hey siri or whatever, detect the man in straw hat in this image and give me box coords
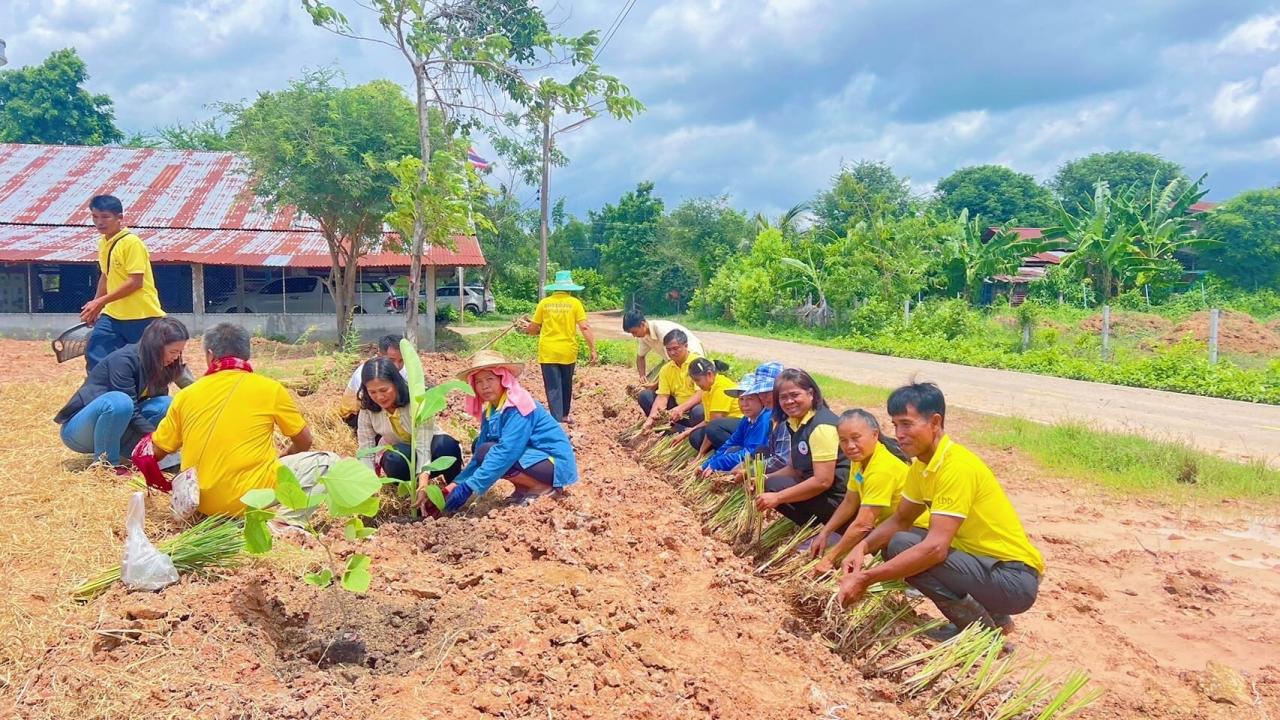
[431,350,579,513]
[519,270,597,425]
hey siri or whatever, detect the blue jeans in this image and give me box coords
[86,315,156,372]
[60,392,172,466]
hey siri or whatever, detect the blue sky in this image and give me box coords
[3,1,1280,216]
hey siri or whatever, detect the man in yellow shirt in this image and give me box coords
[837,382,1044,640]
[521,271,597,424]
[81,195,167,372]
[150,323,337,517]
[638,329,704,433]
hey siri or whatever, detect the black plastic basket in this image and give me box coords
[52,323,91,364]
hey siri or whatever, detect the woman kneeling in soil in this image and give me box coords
[810,409,929,574]
[754,368,849,527]
[426,351,578,514]
[697,361,781,477]
[673,358,743,460]
[356,357,464,486]
[55,317,189,474]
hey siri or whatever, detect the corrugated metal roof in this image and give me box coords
[0,225,485,268]
[0,143,486,268]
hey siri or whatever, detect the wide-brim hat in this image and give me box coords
[544,269,585,293]
[725,361,783,397]
[456,349,524,381]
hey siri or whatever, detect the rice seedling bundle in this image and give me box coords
[73,515,245,600]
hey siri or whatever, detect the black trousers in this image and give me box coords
[764,473,846,527]
[636,390,705,429]
[688,417,740,450]
[381,434,464,483]
[540,363,576,422]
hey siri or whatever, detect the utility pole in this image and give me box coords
[539,115,551,300]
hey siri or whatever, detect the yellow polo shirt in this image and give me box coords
[152,370,307,517]
[849,442,930,528]
[701,374,744,419]
[98,229,165,321]
[656,353,702,404]
[902,435,1044,573]
[532,292,586,365]
[787,410,839,462]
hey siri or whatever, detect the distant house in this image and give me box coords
[981,199,1221,305]
[0,143,485,336]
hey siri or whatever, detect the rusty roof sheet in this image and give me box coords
[0,225,485,268]
[0,143,485,268]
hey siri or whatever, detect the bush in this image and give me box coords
[495,293,537,316]
[571,267,624,310]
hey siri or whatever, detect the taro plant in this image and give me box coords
[241,460,384,592]
[355,338,473,516]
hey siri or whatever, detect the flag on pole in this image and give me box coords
[467,148,492,171]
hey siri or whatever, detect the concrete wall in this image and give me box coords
[0,312,419,343]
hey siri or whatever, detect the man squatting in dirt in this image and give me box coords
[836,382,1045,639]
[636,329,707,433]
[622,310,705,384]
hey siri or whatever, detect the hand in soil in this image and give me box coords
[837,570,873,607]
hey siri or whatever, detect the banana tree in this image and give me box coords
[1128,175,1219,290]
[945,210,1065,303]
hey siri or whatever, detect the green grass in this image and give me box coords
[973,417,1280,500]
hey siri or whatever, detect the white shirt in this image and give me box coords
[637,319,705,359]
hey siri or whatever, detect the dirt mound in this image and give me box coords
[11,361,901,720]
[1162,311,1280,354]
[1079,311,1172,336]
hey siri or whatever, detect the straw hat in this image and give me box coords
[456,349,524,381]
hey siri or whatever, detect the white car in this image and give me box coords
[213,277,395,314]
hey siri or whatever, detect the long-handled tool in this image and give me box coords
[462,315,529,361]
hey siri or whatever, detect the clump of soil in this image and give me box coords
[1161,311,1280,354]
[1079,311,1172,336]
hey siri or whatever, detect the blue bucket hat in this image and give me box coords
[544,270,584,293]
[726,361,783,397]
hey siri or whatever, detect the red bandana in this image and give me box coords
[207,357,253,375]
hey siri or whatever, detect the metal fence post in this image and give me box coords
[1101,304,1111,360]
[1209,308,1220,364]
[903,299,911,325]
[191,263,205,328]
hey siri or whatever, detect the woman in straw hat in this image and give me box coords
[519,270,597,425]
[426,350,579,514]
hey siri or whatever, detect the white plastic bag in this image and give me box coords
[170,468,200,522]
[121,492,179,591]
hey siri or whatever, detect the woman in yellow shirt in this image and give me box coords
[674,357,743,460]
[812,409,927,574]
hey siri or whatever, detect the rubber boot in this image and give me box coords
[925,595,997,641]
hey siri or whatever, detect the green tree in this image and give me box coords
[227,72,418,338]
[595,182,669,310]
[304,0,582,348]
[1201,189,1280,291]
[934,164,1053,226]
[475,187,537,301]
[549,215,593,270]
[1050,151,1185,210]
[661,196,753,289]
[942,211,1064,303]
[812,160,911,232]
[0,48,123,145]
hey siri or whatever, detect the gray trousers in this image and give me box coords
[887,528,1040,619]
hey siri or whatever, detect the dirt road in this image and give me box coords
[588,313,1280,468]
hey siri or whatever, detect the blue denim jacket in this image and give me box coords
[455,400,579,495]
[701,408,774,472]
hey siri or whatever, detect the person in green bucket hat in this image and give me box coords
[519,270,598,425]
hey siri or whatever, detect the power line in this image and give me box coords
[596,0,637,61]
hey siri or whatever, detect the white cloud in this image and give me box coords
[1210,78,1261,129]
[1217,13,1280,55]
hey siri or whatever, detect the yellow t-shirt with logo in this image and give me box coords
[848,441,930,528]
[787,410,839,462]
[152,370,307,517]
[901,435,1044,573]
[656,353,701,404]
[98,230,165,321]
[532,292,586,365]
[701,373,744,419]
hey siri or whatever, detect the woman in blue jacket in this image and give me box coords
[697,361,783,477]
[426,351,578,514]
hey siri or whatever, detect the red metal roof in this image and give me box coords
[0,143,485,268]
[1189,201,1220,214]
